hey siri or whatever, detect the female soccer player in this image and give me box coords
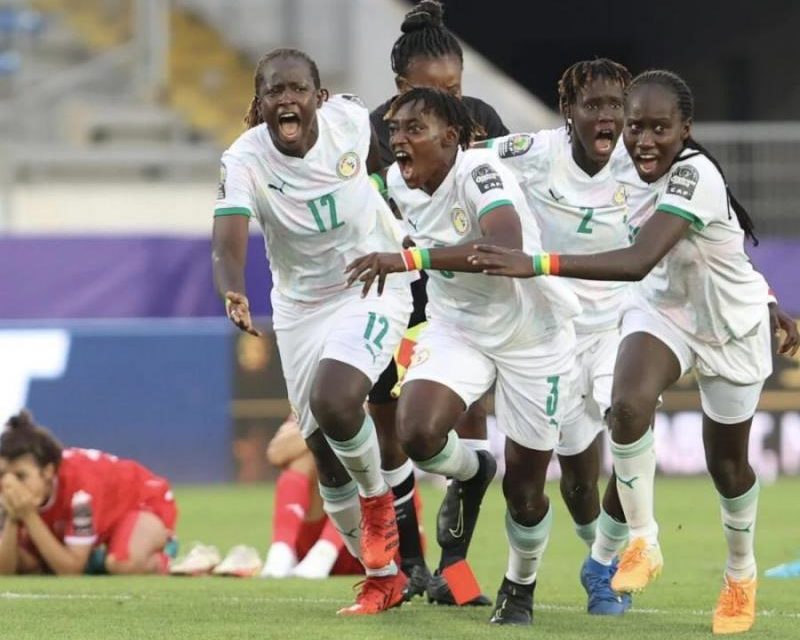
[347,88,581,626]
[212,48,413,615]
[0,411,176,575]
[482,58,635,616]
[469,69,799,634]
[368,0,508,602]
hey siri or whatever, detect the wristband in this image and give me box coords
[401,249,416,271]
[532,252,560,276]
[400,248,432,271]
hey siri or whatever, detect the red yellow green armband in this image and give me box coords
[400,248,431,271]
[531,252,560,276]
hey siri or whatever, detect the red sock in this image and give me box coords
[413,486,427,554]
[272,469,311,546]
[318,517,345,553]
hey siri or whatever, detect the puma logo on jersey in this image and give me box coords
[406,218,419,231]
[268,182,287,194]
[548,188,564,202]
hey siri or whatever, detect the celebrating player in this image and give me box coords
[469,69,800,634]
[212,48,414,615]
[368,0,508,603]
[347,88,581,625]
[0,411,177,575]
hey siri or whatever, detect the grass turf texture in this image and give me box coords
[1,478,798,639]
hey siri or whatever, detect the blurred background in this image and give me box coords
[1,0,798,485]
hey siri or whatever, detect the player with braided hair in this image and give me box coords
[347,87,582,626]
[469,68,799,634]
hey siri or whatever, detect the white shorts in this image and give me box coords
[557,328,619,457]
[621,305,771,424]
[272,286,412,438]
[402,320,576,451]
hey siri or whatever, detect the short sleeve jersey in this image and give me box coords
[16,448,173,551]
[636,150,770,344]
[215,95,408,303]
[387,148,580,349]
[488,128,631,333]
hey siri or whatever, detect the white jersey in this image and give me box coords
[631,148,771,345]
[387,148,580,349]
[489,129,631,333]
[214,94,408,303]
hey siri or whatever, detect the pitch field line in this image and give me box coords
[1,591,798,619]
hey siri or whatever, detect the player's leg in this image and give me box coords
[607,318,684,594]
[105,511,170,575]
[700,374,765,635]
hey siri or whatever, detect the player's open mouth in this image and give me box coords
[635,153,659,178]
[395,149,414,181]
[277,112,302,141]
[593,128,615,155]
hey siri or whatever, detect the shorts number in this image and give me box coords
[545,375,560,417]
[307,194,343,233]
[364,312,390,349]
[577,208,594,234]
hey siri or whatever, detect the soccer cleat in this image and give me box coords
[580,556,629,615]
[426,570,492,606]
[712,574,757,635]
[212,545,262,577]
[337,571,408,616]
[359,491,400,570]
[610,537,663,594]
[169,542,221,576]
[260,541,298,578]
[401,559,432,601]
[764,558,800,579]
[489,577,535,625]
[437,450,497,556]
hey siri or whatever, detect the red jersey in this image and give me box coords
[19,448,176,548]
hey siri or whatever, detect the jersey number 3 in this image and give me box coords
[577,207,594,234]
[307,194,344,233]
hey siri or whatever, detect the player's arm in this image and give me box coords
[0,507,20,574]
[19,511,92,575]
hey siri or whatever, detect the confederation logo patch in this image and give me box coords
[451,207,470,235]
[471,163,503,194]
[498,133,533,158]
[217,162,227,199]
[337,151,360,180]
[613,184,627,206]
[666,164,699,200]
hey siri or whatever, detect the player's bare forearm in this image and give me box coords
[212,216,249,298]
[21,513,88,575]
[0,520,20,575]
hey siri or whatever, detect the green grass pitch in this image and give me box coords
[1,477,798,639]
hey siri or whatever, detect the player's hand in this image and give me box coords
[468,244,535,278]
[769,302,799,356]
[0,493,19,522]
[224,291,262,337]
[1,475,35,520]
[345,252,405,297]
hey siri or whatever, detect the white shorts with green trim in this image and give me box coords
[272,286,412,438]
[402,319,576,450]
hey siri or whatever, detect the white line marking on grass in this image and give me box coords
[0,592,132,601]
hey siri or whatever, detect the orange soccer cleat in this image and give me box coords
[610,537,663,594]
[337,572,408,616]
[712,574,757,635]
[359,491,399,570]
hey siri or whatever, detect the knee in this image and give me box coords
[608,391,656,442]
[396,408,442,462]
[309,385,362,432]
[706,455,752,496]
[560,474,596,504]
[503,476,547,526]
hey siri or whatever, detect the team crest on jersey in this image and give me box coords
[337,151,360,179]
[409,347,429,368]
[471,164,503,194]
[451,207,470,235]
[613,184,627,206]
[498,134,533,158]
[666,165,699,200]
[217,162,227,199]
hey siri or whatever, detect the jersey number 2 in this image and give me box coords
[307,194,344,233]
[577,207,594,234]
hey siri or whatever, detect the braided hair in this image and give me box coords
[557,58,632,137]
[0,410,63,469]
[627,70,758,244]
[243,48,321,129]
[387,87,478,150]
[390,0,463,76]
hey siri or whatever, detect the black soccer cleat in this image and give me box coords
[401,559,432,601]
[489,578,535,625]
[426,571,492,606]
[436,450,497,556]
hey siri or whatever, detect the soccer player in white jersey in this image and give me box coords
[481,59,635,616]
[211,49,414,615]
[469,69,800,634]
[346,88,581,626]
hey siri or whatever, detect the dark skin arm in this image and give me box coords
[211,215,261,336]
[769,303,800,356]
[345,204,523,297]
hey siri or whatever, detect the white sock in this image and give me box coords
[505,505,553,585]
[720,479,759,581]
[574,517,598,548]
[590,508,629,566]
[292,540,338,579]
[260,542,297,578]
[611,429,658,544]
[414,430,479,481]
[382,458,414,492]
[318,481,361,560]
[325,415,388,498]
[460,438,491,452]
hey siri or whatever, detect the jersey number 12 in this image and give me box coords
[307,194,344,233]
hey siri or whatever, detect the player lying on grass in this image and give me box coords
[0,410,177,575]
[468,69,799,635]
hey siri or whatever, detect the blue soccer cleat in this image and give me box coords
[764,558,800,579]
[581,556,630,615]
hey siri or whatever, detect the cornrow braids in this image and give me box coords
[557,58,632,136]
[627,69,758,244]
[390,0,463,77]
[388,87,477,149]
[243,48,322,129]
